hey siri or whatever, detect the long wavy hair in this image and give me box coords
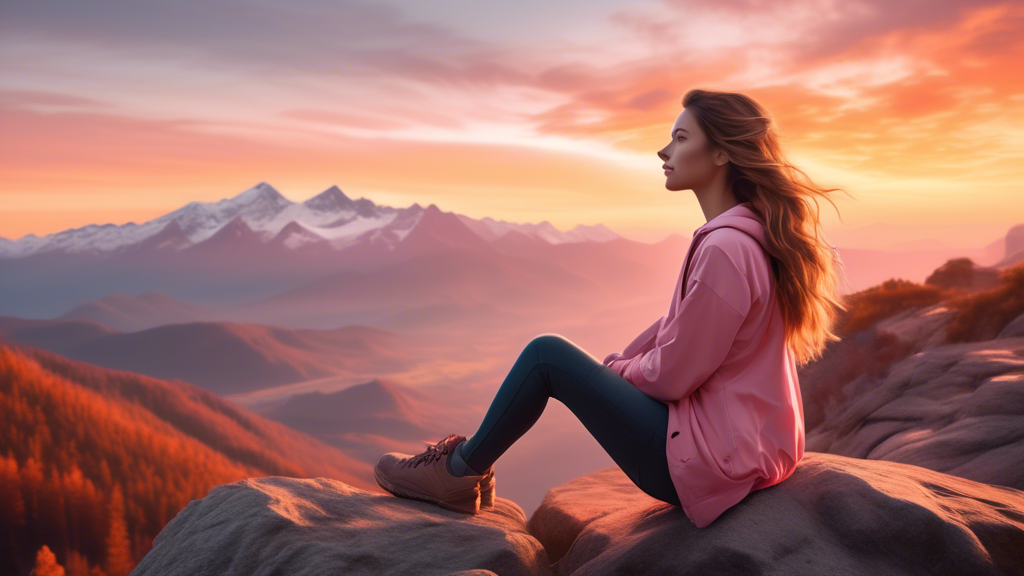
[683,88,853,367]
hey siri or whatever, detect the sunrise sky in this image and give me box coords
[2,0,1022,249]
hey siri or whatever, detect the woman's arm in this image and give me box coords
[603,314,665,366]
[608,244,752,402]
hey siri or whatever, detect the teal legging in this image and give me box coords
[461,334,682,507]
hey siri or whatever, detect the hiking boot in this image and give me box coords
[374,433,490,514]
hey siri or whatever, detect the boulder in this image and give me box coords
[530,453,1024,576]
[806,337,1024,491]
[130,476,552,576]
[873,302,954,351]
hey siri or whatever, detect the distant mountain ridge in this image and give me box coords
[0,316,409,394]
[0,182,620,259]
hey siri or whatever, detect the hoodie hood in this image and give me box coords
[675,201,780,297]
[691,201,781,261]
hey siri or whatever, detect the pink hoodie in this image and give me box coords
[603,201,804,528]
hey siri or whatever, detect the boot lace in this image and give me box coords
[405,434,461,469]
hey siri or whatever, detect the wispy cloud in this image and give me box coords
[1,0,1021,246]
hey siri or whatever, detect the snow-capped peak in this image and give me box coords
[303,185,354,213]
[230,182,289,207]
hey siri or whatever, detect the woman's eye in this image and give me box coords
[677,136,685,141]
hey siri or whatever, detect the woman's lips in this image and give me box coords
[664,169,673,174]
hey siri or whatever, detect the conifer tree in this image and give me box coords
[103,485,133,576]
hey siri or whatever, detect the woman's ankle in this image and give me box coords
[448,440,486,477]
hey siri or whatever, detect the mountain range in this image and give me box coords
[0,182,618,259]
[1,182,1022,324]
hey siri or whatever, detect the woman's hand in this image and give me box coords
[602,352,625,366]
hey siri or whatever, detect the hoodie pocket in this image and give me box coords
[667,425,729,503]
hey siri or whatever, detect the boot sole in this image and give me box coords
[374,466,480,515]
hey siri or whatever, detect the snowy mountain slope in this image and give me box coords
[0,182,621,259]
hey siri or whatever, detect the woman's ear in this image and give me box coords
[713,146,730,167]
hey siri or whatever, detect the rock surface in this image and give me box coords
[133,452,1024,576]
[873,302,955,351]
[130,476,551,576]
[806,337,1024,491]
[530,452,1024,576]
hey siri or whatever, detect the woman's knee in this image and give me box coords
[528,334,605,373]
[528,333,571,352]
[527,334,592,367]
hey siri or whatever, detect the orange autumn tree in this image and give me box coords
[103,484,133,576]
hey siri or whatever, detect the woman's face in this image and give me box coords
[658,108,728,192]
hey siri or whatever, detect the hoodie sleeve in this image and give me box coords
[607,243,751,403]
[602,315,665,366]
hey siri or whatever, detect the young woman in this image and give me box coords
[374,88,850,528]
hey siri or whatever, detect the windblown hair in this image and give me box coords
[683,88,853,367]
